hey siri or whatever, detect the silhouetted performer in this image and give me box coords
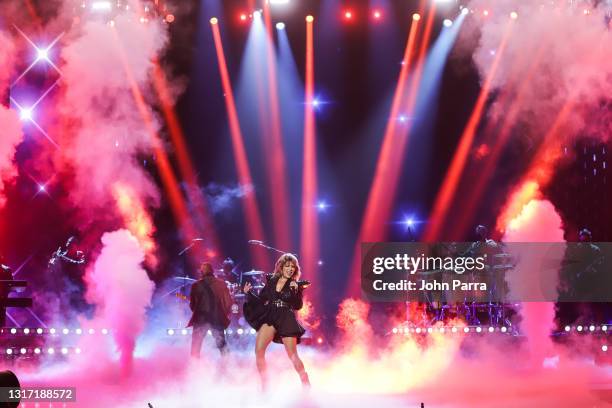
[188,262,232,358]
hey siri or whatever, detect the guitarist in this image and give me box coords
[188,262,232,358]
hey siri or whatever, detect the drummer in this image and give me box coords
[221,257,239,284]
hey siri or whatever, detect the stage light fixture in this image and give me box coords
[250,329,256,334]
[510,11,518,19]
[48,348,55,354]
[88,328,95,334]
[577,325,583,332]
[416,328,421,333]
[564,325,571,332]
[165,14,175,23]
[461,8,469,15]
[23,328,30,334]
[36,328,43,334]
[483,10,489,16]
[75,348,82,354]
[269,0,290,4]
[91,1,112,11]
[306,15,314,23]
[276,22,285,30]
[34,348,41,354]
[62,328,69,335]
[439,327,445,333]
[489,327,495,333]
[373,10,382,19]
[427,327,433,333]
[476,326,482,333]
[61,348,68,355]
[20,108,33,122]
[6,349,12,355]
[464,327,470,333]
[344,10,353,20]
[210,17,218,25]
[451,327,458,333]
[76,328,82,335]
[237,328,244,335]
[603,345,608,352]
[167,329,175,336]
[501,327,507,333]
[10,328,16,334]
[316,200,327,211]
[49,328,56,334]
[101,328,109,335]
[317,260,324,266]
[240,13,248,21]
[590,325,595,332]
[181,329,188,335]
[36,48,49,62]
[603,326,608,331]
[443,19,453,27]
[317,337,323,344]
[392,327,398,334]
[253,10,262,19]
[20,348,26,355]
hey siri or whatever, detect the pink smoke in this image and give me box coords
[84,229,155,375]
[462,0,612,144]
[0,30,23,208]
[503,199,565,365]
[54,11,167,227]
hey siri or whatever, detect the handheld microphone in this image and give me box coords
[297,280,310,288]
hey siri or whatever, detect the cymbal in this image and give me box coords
[173,276,196,281]
[243,270,265,276]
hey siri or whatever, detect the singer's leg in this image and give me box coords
[255,324,275,391]
[282,337,310,387]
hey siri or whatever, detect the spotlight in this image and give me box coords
[427,327,433,333]
[443,19,453,27]
[36,328,43,334]
[483,10,489,16]
[412,13,421,21]
[250,329,256,334]
[577,325,583,332]
[403,327,410,334]
[451,327,458,333]
[62,328,69,335]
[6,348,12,355]
[181,329,188,335]
[603,345,608,352]
[269,0,290,4]
[91,1,112,11]
[461,8,469,15]
[590,325,595,332]
[101,328,108,335]
[306,15,314,23]
[439,327,445,333]
[88,328,95,334]
[23,328,30,334]
[510,11,518,19]
[404,217,414,227]
[75,328,82,335]
[61,347,68,355]
[253,10,262,19]
[276,22,285,30]
[48,348,55,354]
[316,200,328,211]
[565,325,571,332]
[50,328,56,334]
[36,48,49,62]
[392,327,398,334]
[167,329,175,336]
[476,326,482,333]
[165,14,175,23]
[34,348,41,354]
[317,260,324,266]
[373,10,382,19]
[344,10,353,20]
[464,327,470,333]
[312,98,320,108]
[75,348,81,354]
[210,17,218,25]
[317,337,323,344]
[20,108,33,121]
[501,327,507,333]
[488,327,494,333]
[10,328,16,334]
[415,328,421,333]
[227,329,233,335]
[20,348,26,355]
[603,326,608,331]
[237,328,244,335]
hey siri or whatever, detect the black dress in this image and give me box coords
[244,275,306,344]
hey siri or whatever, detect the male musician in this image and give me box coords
[188,262,233,358]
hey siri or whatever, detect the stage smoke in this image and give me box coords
[503,198,564,365]
[0,30,22,208]
[85,229,155,375]
[204,182,254,214]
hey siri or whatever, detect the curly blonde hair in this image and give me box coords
[272,253,301,280]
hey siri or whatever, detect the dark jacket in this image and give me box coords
[188,275,232,329]
[253,275,304,310]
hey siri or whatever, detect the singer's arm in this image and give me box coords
[291,285,303,311]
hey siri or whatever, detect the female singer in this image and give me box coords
[243,253,310,389]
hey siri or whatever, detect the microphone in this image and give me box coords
[297,280,310,288]
[192,238,204,241]
[248,240,263,245]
